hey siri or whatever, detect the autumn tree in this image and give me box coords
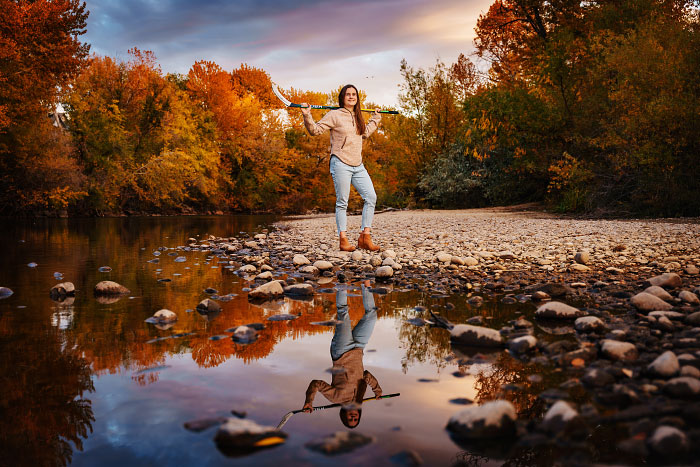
[0,0,90,213]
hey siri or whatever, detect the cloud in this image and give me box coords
[84,0,493,105]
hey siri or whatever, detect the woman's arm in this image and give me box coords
[301,104,335,136]
[362,110,382,138]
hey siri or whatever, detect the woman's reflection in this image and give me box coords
[302,280,382,428]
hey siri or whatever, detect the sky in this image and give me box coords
[83,0,494,107]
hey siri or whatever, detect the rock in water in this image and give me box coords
[375,266,394,279]
[647,351,679,378]
[574,316,606,333]
[214,418,287,456]
[446,400,516,439]
[679,290,699,305]
[231,325,257,344]
[248,281,284,301]
[293,254,311,266]
[508,335,537,354]
[151,309,177,324]
[50,282,75,299]
[196,298,221,314]
[0,287,13,299]
[630,292,673,312]
[450,324,503,347]
[600,340,638,361]
[647,273,682,288]
[94,281,130,295]
[305,431,374,455]
[535,302,587,320]
[542,400,579,432]
[313,260,333,271]
[284,283,314,296]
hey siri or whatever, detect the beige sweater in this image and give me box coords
[302,108,381,167]
[304,348,382,406]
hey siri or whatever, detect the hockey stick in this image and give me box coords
[276,392,400,429]
[272,83,399,115]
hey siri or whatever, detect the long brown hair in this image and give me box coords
[338,84,365,135]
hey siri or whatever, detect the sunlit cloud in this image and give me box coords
[83,0,493,105]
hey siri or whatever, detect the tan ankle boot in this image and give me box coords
[339,236,356,252]
[358,232,380,252]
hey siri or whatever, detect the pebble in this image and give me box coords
[678,290,699,304]
[248,281,284,301]
[292,254,310,266]
[535,301,587,320]
[630,292,673,312]
[647,425,688,455]
[643,285,673,301]
[94,280,130,295]
[647,351,679,378]
[0,287,13,298]
[647,273,682,288]
[375,266,394,279]
[600,339,638,361]
[313,260,333,271]
[574,316,605,333]
[196,298,221,314]
[450,324,503,347]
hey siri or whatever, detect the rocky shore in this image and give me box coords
[50,207,699,463]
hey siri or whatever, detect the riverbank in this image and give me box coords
[199,206,700,463]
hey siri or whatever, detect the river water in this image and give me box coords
[0,216,581,466]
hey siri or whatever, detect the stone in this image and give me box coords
[686,311,700,326]
[0,287,13,298]
[643,286,673,301]
[152,309,177,324]
[574,316,606,333]
[464,257,479,266]
[382,249,397,259]
[582,368,615,387]
[299,265,319,275]
[284,283,314,296]
[647,426,688,456]
[600,340,638,361]
[436,252,452,263]
[50,282,75,298]
[630,292,673,312]
[508,335,537,354]
[255,271,273,281]
[535,302,587,320]
[446,400,516,439]
[532,291,550,301]
[237,264,257,274]
[232,325,258,344]
[370,256,383,267]
[648,310,685,321]
[679,290,699,305]
[499,251,516,260]
[351,251,363,261]
[542,401,579,432]
[451,256,466,266]
[574,251,590,265]
[647,273,682,288]
[606,267,624,274]
[647,351,679,378]
[305,431,374,455]
[680,366,700,378]
[313,260,333,271]
[214,418,287,454]
[684,265,699,275]
[94,281,130,295]
[196,298,221,314]
[293,254,310,266]
[570,263,590,272]
[249,281,284,301]
[450,324,503,347]
[663,377,700,398]
[375,266,394,279]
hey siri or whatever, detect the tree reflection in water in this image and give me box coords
[0,312,95,466]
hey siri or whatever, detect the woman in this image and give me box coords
[301,85,382,252]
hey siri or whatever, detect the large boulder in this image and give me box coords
[446,400,516,439]
[535,302,587,320]
[450,324,503,347]
[94,281,130,296]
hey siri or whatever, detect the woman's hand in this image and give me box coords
[373,109,380,119]
[302,402,313,413]
[301,103,311,117]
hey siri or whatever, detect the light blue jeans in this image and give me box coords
[329,156,377,234]
[331,286,377,361]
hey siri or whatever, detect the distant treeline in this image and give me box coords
[1,0,698,216]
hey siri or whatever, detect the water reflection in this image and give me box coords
[302,283,383,429]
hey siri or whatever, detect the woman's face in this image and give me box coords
[343,88,358,109]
